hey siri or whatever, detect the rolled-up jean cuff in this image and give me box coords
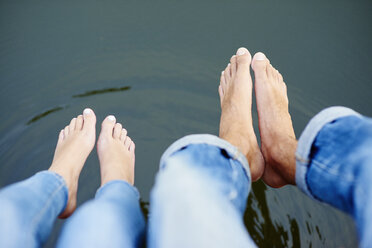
[96,180,140,199]
[295,106,362,199]
[38,170,69,189]
[160,134,251,187]
[36,171,69,213]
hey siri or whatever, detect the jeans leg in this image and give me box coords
[57,180,145,248]
[0,171,68,248]
[148,134,257,248]
[295,106,372,247]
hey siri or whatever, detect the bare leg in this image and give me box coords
[252,52,297,187]
[49,108,96,218]
[218,47,265,181]
[97,115,135,186]
[57,116,144,248]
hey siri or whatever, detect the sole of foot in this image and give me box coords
[48,108,96,218]
[252,52,297,187]
[97,115,135,187]
[218,47,265,181]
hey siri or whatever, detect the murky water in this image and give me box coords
[1,0,371,247]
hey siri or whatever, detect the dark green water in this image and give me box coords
[1,0,371,247]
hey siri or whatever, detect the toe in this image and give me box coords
[64,125,70,136]
[69,118,77,131]
[224,63,231,81]
[124,136,132,148]
[82,108,96,132]
[236,47,252,66]
[252,52,269,80]
[113,123,122,139]
[57,130,65,144]
[220,70,227,87]
[101,115,116,137]
[120,128,128,142]
[277,70,284,82]
[230,55,237,76]
[76,115,83,130]
[129,141,135,153]
[220,71,227,88]
[218,85,224,104]
[268,64,276,80]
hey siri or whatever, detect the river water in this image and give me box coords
[1,0,371,247]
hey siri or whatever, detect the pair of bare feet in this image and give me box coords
[219,47,297,188]
[48,110,135,218]
[48,47,297,219]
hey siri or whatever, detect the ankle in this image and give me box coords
[263,138,297,184]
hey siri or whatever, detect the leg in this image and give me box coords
[0,109,96,247]
[148,135,257,248]
[251,52,297,187]
[296,108,372,248]
[219,48,264,181]
[57,116,145,248]
[251,52,372,246]
[0,172,67,247]
[148,48,260,248]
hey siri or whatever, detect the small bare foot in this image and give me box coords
[252,52,297,187]
[97,115,135,186]
[219,47,265,181]
[49,108,96,218]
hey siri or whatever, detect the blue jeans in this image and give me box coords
[0,106,371,247]
[296,106,372,248]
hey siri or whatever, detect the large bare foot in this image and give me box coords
[252,52,297,187]
[219,47,265,181]
[97,115,135,186]
[49,108,96,218]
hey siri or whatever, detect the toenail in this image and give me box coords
[236,47,248,56]
[83,108,92,115]
[228,63,231,66]
[107,115,116,122]
[254,52,266,61]
[221,71,224,75]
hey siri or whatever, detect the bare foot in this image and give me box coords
[252,52,297,187]
[49,108,96,218]
[97,115,135,186]
[219,47,265,181]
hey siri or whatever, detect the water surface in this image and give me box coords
[1,0,371,247]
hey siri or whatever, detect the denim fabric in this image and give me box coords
[0,171,68,248]
[57,180,146,248]
[295,106,372,247]
[148,134,257,248]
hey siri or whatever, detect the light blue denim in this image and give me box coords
[0,171,68,248]
[296,106,372,247]
[57,180,145,248]
[148,134,257,248]
[0,172,145,248]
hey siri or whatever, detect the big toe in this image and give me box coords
[236,47,252,65]
[82,108,96,131]
[252,52,269,79]
[101,115,116,137]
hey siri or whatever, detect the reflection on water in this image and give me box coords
[244,181,301,247]
[26,86,130,124]
[140,199,149,221]
[73,86,131,98]
[27,106,65,125]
